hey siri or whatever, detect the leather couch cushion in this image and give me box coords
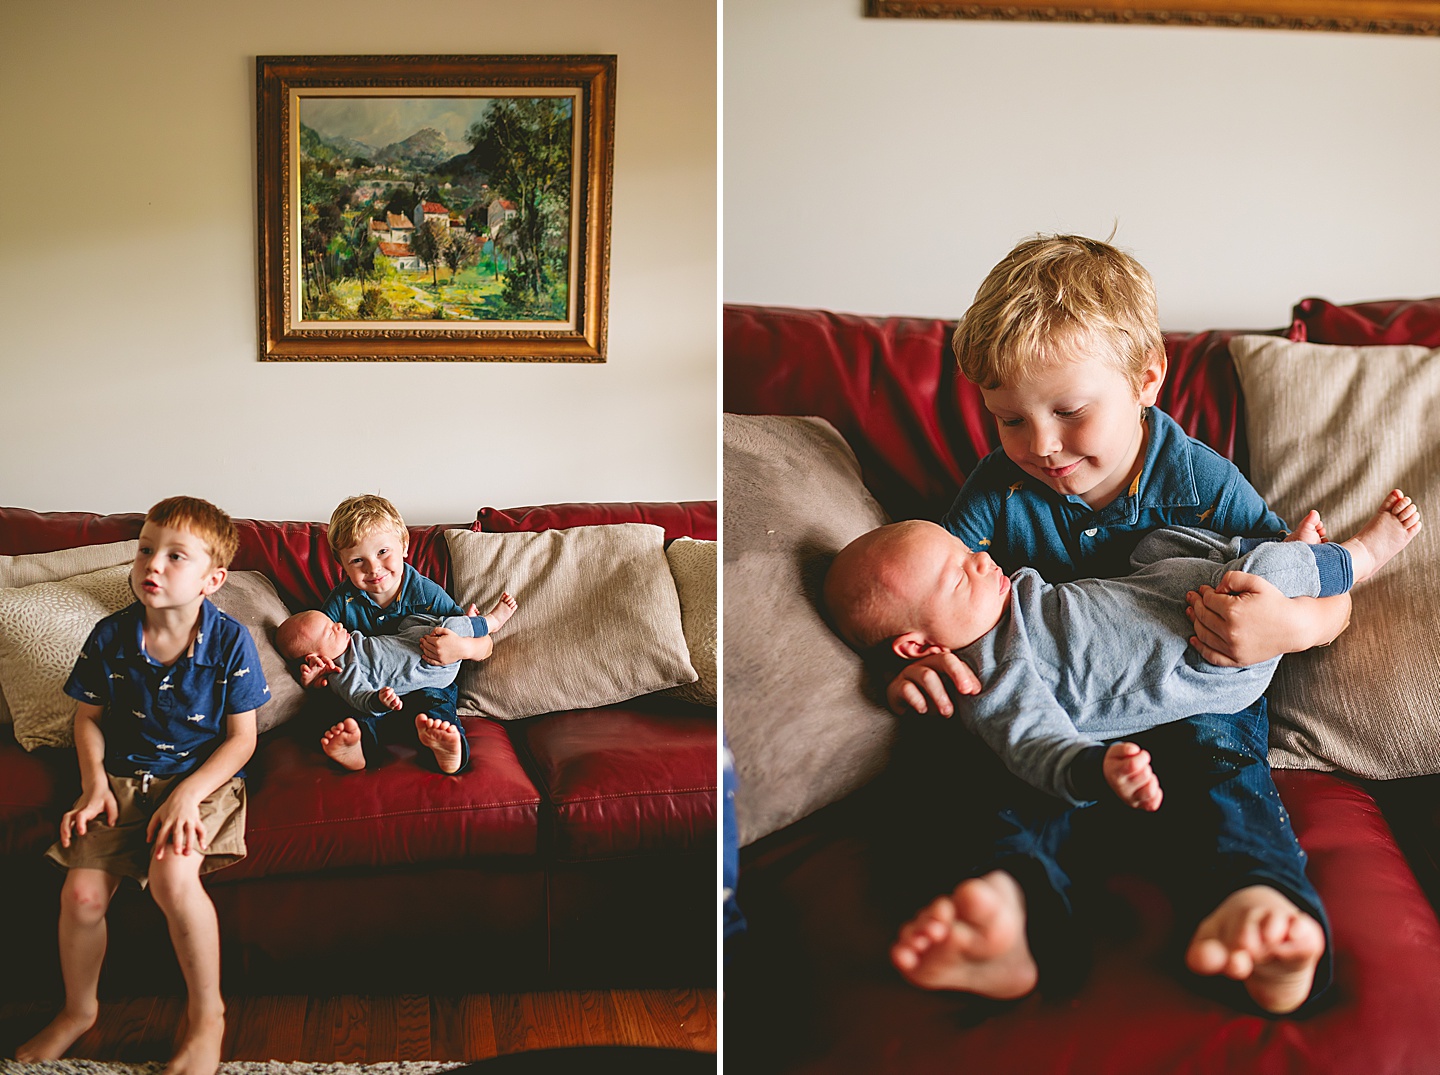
[220,717,541,881]
[0,726,75,857]
[729,771,1440,1074]
[519,704,716,860]
[1291,296,1440,348]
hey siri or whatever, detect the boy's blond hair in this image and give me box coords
[952,234,1163,391]
[146,496,239,570]
[328,494,408,556]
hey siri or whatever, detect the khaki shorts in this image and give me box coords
[46,772,247,887]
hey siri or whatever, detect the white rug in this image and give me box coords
[0,1063,467,1075]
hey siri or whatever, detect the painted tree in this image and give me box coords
[410,219,450,289]
[466,97,572,314]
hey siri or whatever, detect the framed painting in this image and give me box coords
[865,0,1440,34]
[256,55,615,362]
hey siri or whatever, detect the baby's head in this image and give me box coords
[952,235,1168,508]
[277,610,350,665]
[824,520,1011,659]
[328,495,409,602]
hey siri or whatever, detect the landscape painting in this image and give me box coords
[299,93,572,324]
[257,56,615,362]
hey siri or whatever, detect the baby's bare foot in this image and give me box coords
[484,591,518,635]
[890,870,1037,999]
[320,717,366,771]
[163,1007,224,1075]
[15,1005,98,1061]
[1284,509,1326,545]
[1341,489,1422,583]
[1186,885,1325,1013]
[416,713,465,774]
[1103,741,1163,811]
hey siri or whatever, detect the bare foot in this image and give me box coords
[163,1007,224,1075]
[890,870,1038,999]
[1186,885,1325,1014]
[416,713,465,774]
[1103,742,1163,811]
[320,717,366,771]
[1341,489,1422,583]
[15,1005,98,1060]
[483,591,519,635]
[1284,509,1326,545]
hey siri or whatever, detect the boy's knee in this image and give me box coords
[61,873,114,924]
[147,858,204,912]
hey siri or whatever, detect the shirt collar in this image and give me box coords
[122,598,222,667]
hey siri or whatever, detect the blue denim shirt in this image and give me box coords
[941,406,1288,582]
[65,599,270,778]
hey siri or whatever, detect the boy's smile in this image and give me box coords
[981,345,1164,510]
[338,527,407,607]
[131,521,225,613]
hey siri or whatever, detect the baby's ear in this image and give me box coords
[892,633,947,661]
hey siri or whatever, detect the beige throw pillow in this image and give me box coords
[723,414,894,846]
[0,566,135,750]
[0,540,138,725]
[211,571,307,734]
[664,537,717,707]
[445,524,697,720]
[1230,335,1440,777]
[0,539,138,589]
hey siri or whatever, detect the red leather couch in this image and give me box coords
[0,501,717,996]
[723,301,1440,1074]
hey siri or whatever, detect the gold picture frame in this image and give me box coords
[256,54,615,362]
[865,0,1440,34]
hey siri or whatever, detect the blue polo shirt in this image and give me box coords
[941,406,1288,582]
[321,563,487,636]
[65,599,270,778]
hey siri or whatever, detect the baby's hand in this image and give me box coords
[378,687,403,711]
[1104,742,1163,811]
[299,652,341,689]
[884,652,981,717]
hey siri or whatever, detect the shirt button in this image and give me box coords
[1083,528,1098,538]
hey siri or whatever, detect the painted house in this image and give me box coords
[488,198,518,237]
[376,241,420,271]
[384,212,415,243]
[412,200,449,230]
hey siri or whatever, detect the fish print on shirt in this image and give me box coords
[132,710,146,720]
[187,713,207,723]
[1007,481,1024,498]
[82,690,99,701]
[157,743,175,752]
[232,667,252,678]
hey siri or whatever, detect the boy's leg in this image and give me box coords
[16,868,122,1061]
[394,683,469,774]
[1130,700,1331,1012]
[889,720,1093,996]
[149,850,225,1075]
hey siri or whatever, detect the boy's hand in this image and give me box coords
[1103,742,1163,811]
[299,653,341,689]
[1187,571,1298,666]
[885,653,982,717]
[147,787,207,859]
[379,686,404,711]
[60,784,119,847]
[421,625,475,666]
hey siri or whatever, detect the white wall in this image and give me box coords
[0,0,716,522]
[724,0,1440,330]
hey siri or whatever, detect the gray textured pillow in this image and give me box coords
[1230,335,1440,778]
[445,524,697,719]
[211,571,307,734]
[664,537,717,706]
[723,414,893,846]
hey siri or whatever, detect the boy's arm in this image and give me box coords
[59,702,118,847]
[148,708,258,859]
[1187,583,1350,666]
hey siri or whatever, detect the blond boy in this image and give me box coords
[19,497,266,1075]
[881,235,1352,1015]
[311,495,513,775]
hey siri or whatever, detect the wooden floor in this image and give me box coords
[0,989,717,1062]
